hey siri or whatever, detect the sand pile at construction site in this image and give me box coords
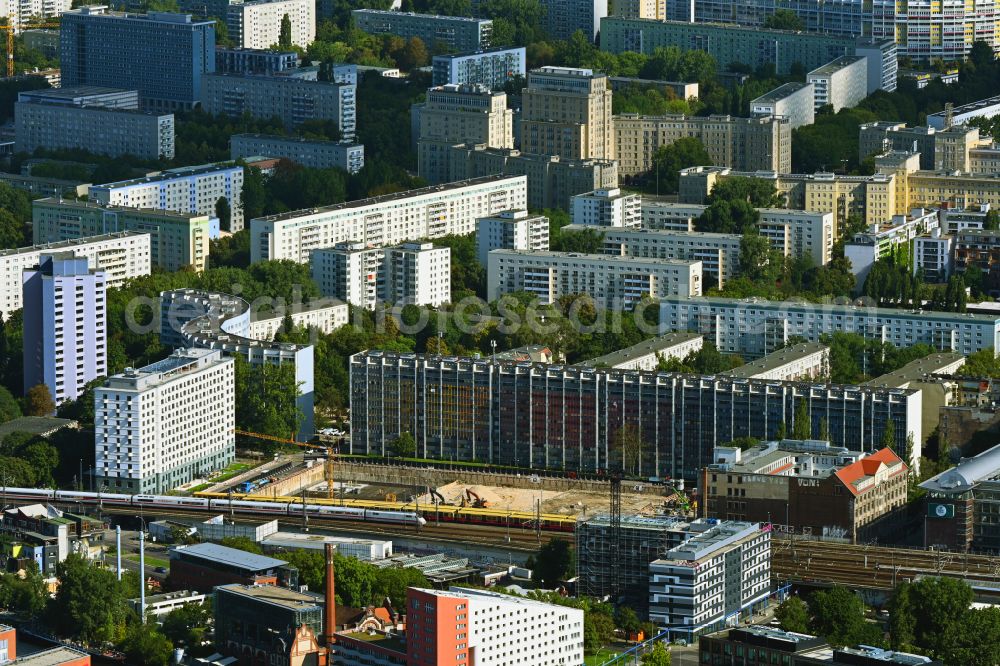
[426,480,667,517]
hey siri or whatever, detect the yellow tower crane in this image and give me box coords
[1,22,61,78]
[234,429,337,500]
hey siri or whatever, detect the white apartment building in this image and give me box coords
[750,82,815,130]
[571,188,641,227]
[913,230,953,283]
[566,224,742,288]
[0,232,150,315]
[311,242,384,310]
[649,521,771,636]
[94,348,235,494]
[659,295,1000,358]
[578,331,703,370]
[415,84,513,184]
[723,341,830,381]
[476,210,549,265]
[757,208,834,266]
[384,242,451,307]
[89,163,246,232]
[251,175,528,263]
[407,586,584,666]
[248,299,349,339]
[22,253,107,406]
[227,0,315,49]
[807,56,868,112]
[844,207,939,286]
[640,201,704,231]
[941,204,990,233]
[488,250,702,308]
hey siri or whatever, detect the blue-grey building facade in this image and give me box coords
[432,47,526,90]
[352,9,492,52]
[22,253,107,407]
[60,7,216,110]
[215,47,298,75]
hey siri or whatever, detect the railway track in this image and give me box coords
[772,536,1000,589]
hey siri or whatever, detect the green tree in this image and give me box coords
[0,564,47,619]
[707,176,785,208]
[775,596,810,633]
[219,536,264,554]
[390,431,417,458]
[56,378,103,426]
[531,539,574,588]
[949,607,1000,666]
[23,383,55,415]
[881,420,896,451]
[612,423,644,477]
[641,642,672,666]
[764,8,805,30]
[792,401,811,439]
[0,384,21,423]
[739,231,780,282]
[649,137,710,193]
[278,13,292,49]
[583,607,616,654]
[119,622,174,666]
[0,455,35,485]
[615,606,642,635]
[695,199,760,235]
[810,586,883,647]
[888,577,975,658]
[234,355,303,439]
[48,555,130,644]
[161,602,212,648]
[554,226,604,253]
[215,196,232,233]
[0,208,28,250]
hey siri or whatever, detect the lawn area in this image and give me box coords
[123,553,170,569]
[584,649,623,665]
[210,462,251,482]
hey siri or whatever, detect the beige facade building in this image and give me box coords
[615,0,664,19]
[415,84,513,184]
[521,66,614,161]
[613,113,791,178]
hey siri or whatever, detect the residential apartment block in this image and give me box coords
[722,341,829,382]
[15,91,175,160]
[383,242,451,307]
[521,67,614,161]
[201,74,356,138]
[349,351,920,478]
[858,122,983,171]
[226,0,315,49]
[571,188,641,227]
[640,201,704,231]
[807,55,868,111]
[475,210,549,265]
[659,295,1000,357]
[60,7,216,110]
[230,134,364,173]
[415,83,513,184]
[352,9,492,52]
[32,199,211,272]
[89,162,245,232]
[22,254,107,407]
[215,46,299,74]
[94,348,235,493]
[487,249,702,307]
[749,82,815,130]
[844,207,939,285]
[577,331,703,370]
[564,224,740,287]
[0,233,150,316]
[704,443,909,541]
[539,0,606,40]
[431,47,526,90]
[311,242,384,310]
[757,208,834,266]
[955,228,1000,280]
[649,521,771,637]
[248,299,349,339]
[614,113,791,178]
[251,175,527,263]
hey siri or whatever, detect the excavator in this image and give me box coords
[429,487,447,505]
[462,489,488,508]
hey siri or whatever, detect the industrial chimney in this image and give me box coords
[324,543,336,645]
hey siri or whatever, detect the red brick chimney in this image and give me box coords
[324,543,336,645]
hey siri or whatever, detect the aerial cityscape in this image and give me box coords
[2,0,1000,665]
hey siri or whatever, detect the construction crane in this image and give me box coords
[234,429,337,501]
[1,22,61,78]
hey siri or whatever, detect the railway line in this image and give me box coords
[772,537,1000,590]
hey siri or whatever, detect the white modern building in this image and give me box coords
[844,208,939,286]
[248,299,349,339]
[475,210,549,265]
[578,331,703,370]
[230,134,364,173]
[384,242,451,307]
[757,208,835,266]
[807,56,868,112]
[722,341,830,381]
[94,348,236,494]
[89,163,246,232]
[251,175,528,263]
[488,250,702,307]
[750,82,815,130]
[659,296,1000,357]
[0,233,150,316]
[571,188,641,227]
[927,95,1000,130]
[22,253,107,406]
[913,230,953,283]
[311,242,385,310]
[649,521,771,637]
[226,0,315,49]
[567,224,742,287]
[260,532,392,560]
[311,242,450,308]
[941,203,991,233]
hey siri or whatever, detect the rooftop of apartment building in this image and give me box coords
[353,8,490,22]
[750,81,812,104]
[658,519,762,562]
[615,112,784,125]
[434,46,525,59]
[862,352,966,389]
[18,85,136,102]
[660,295,1000,324]
[65,5,216,24]
[427,82,499,95]
[920,441,1000,494]
[679,165,892,183]
[0,232,148,258]
[721,341,828,378]
[105,348,224,391]
[564,224,740,239]
[927,95,1000,118]
[93,161,238,188]
[808,55,865,76]
[215,583,323,610]
[708,439,866,477]
[258,175,520,223]
[33,198,205,220]
[578,332,702,368]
